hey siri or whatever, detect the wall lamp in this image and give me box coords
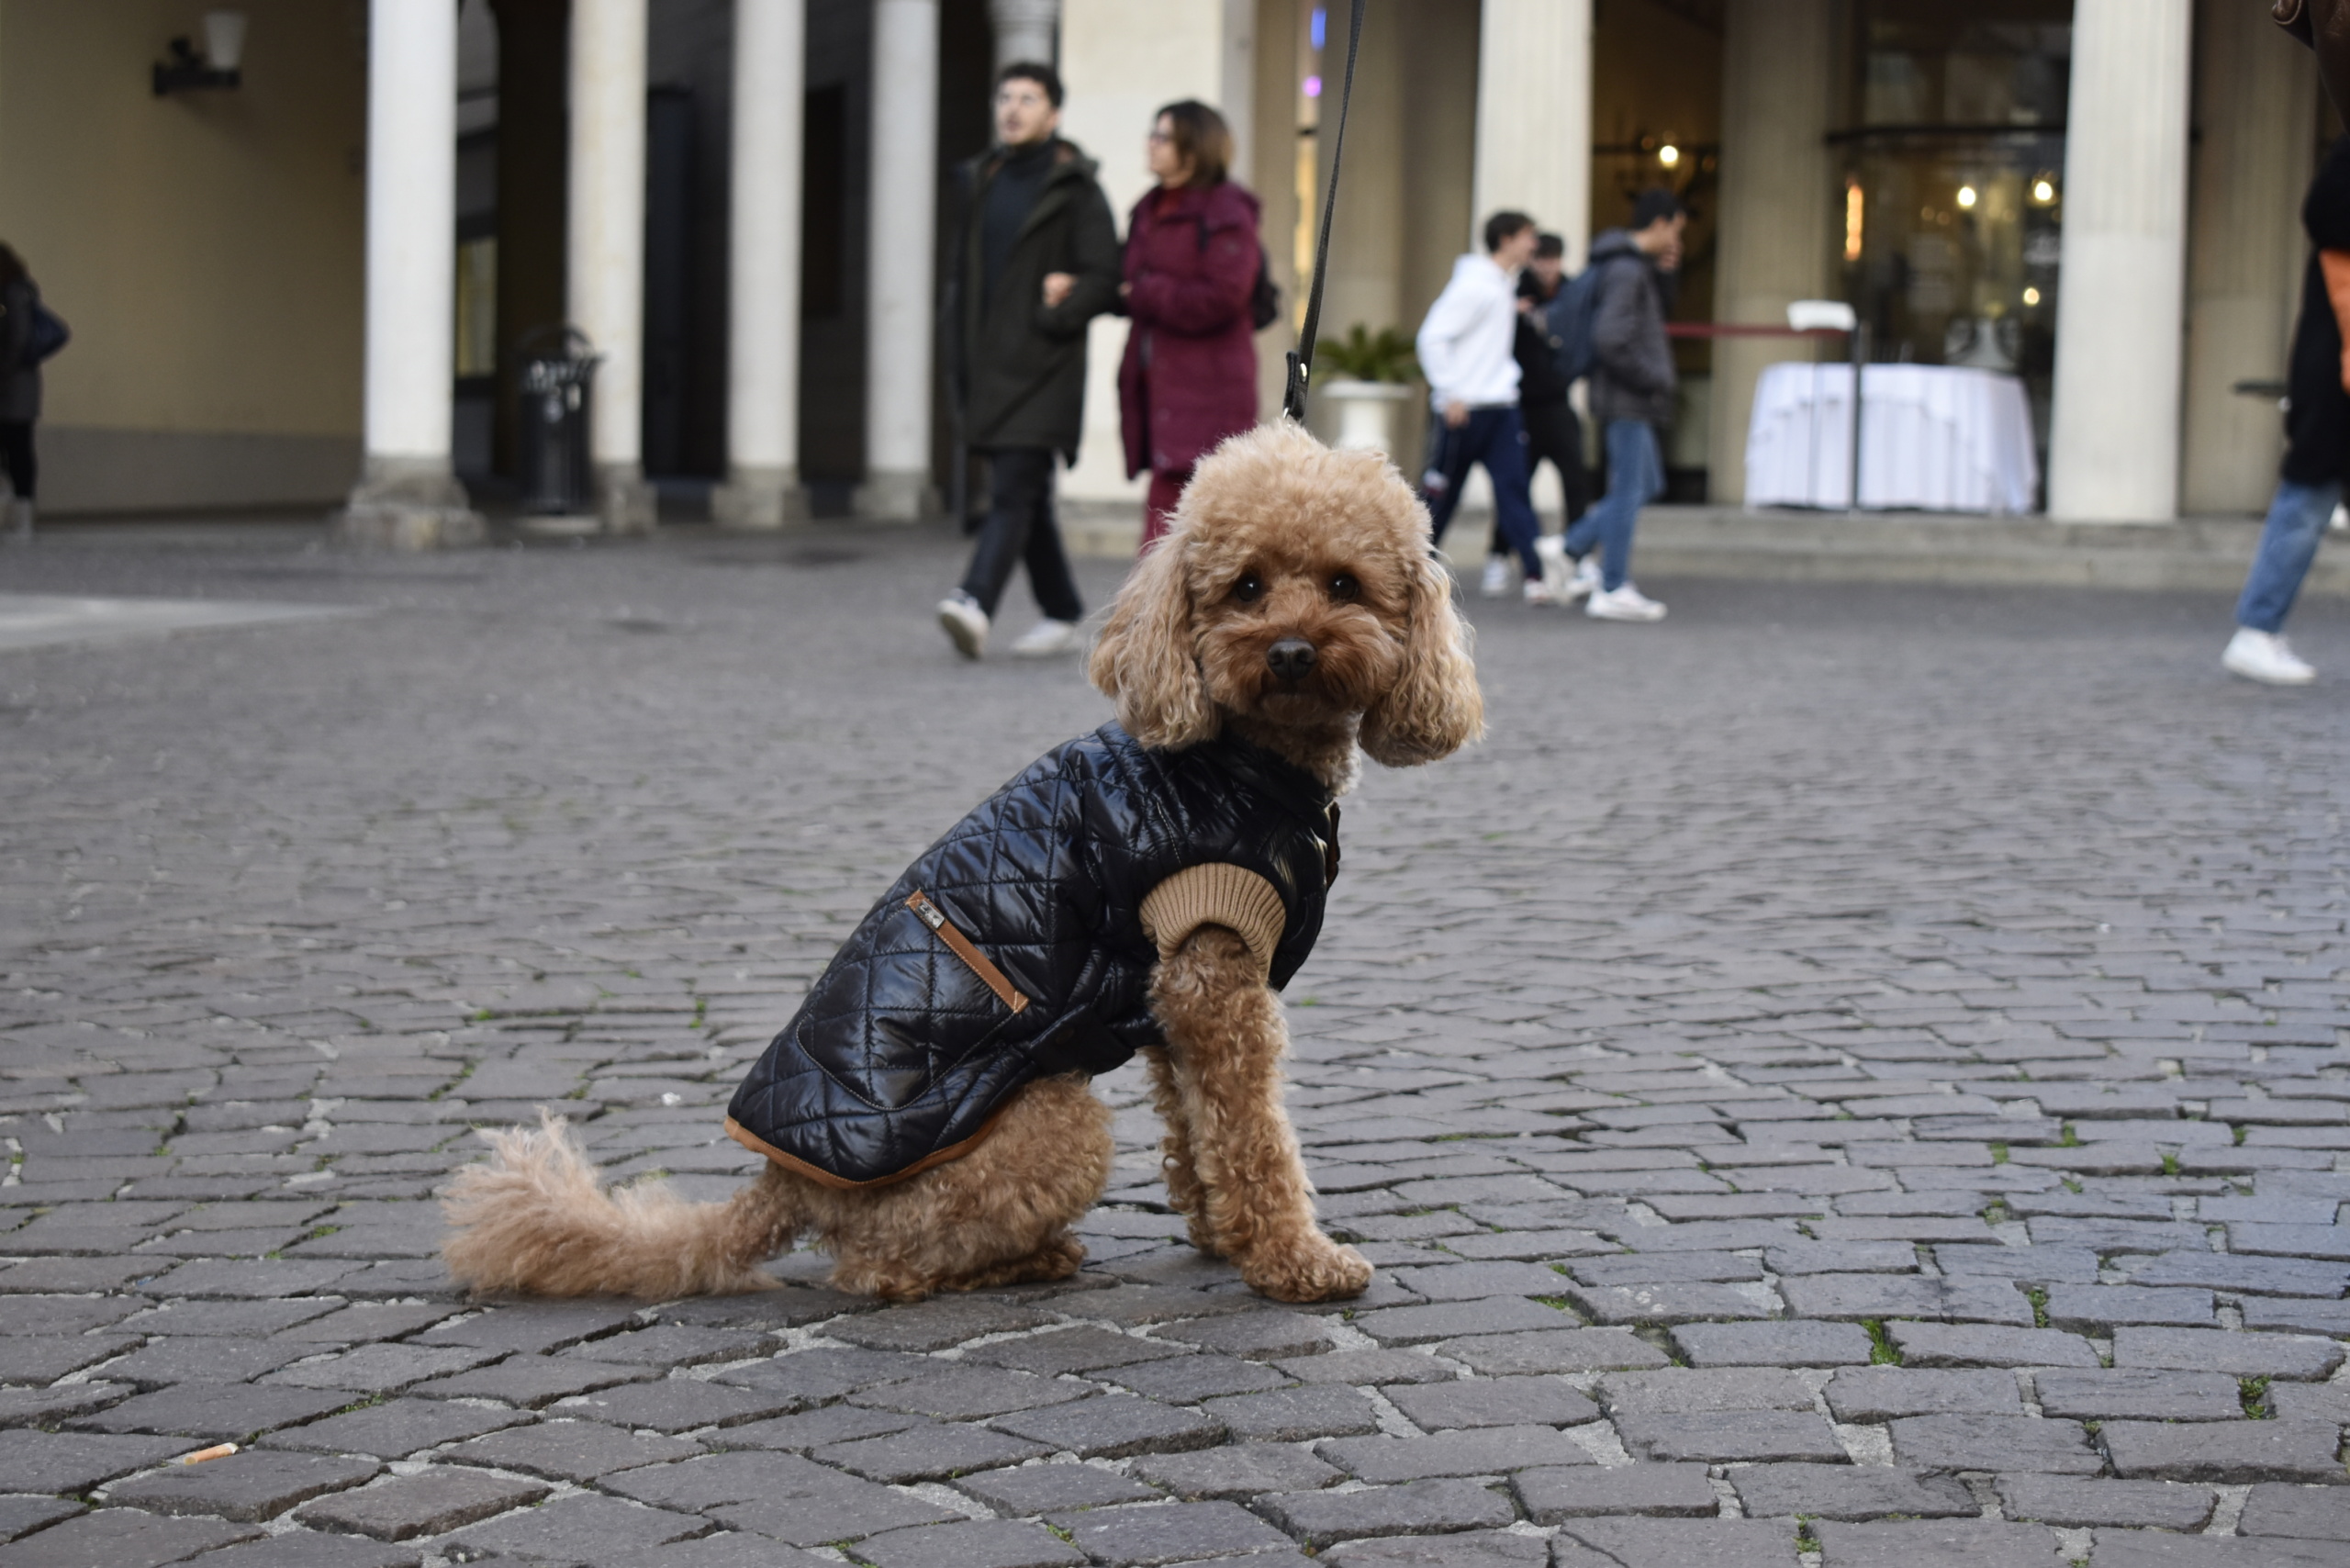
[153,11,247,96]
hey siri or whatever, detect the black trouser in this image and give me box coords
[959,445,1083,622]
[1488,397,1589,556]
[0,421,32,502]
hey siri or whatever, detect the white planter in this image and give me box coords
[1316,379,1416,457]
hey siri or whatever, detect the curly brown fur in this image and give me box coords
[1148,926,1372,1301]
[446,424,1478,1308]
[1141,1046,1215,1255]
[800,1073,1111,1300]
[1091,420,1483,790]
[444,1080,1110,1304]
[441,1112,796,1298]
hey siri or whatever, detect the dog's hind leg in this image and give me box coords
[932,1230,1086,1294]
[1140,1046,1216,1255]
[442,1112,800,1299]
[817,1073,1113,1302]
[1148,926,1371,1304]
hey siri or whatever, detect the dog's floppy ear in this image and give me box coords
[1090,532,1218,749]
[1359,549,1484,767]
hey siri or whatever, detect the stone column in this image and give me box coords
[990,0,1059,69]
[340,0,483,550]
[570,0,656,532]
[1219,0,1255,179]
[1707,0,1836,507]
[2181,0,2318,515]
[854,0,941,520]
[1472,0,1591,266]
[2047,0,2194,522]
[713,0,808,530]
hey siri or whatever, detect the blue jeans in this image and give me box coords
[1564,419,1663,592]
[2236,476,2338,634]
[1422,405,1542,578]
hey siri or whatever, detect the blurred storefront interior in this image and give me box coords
[0,0,2323,530]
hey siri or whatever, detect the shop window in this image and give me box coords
[1836,0,2071,471]
[803,84,845,319]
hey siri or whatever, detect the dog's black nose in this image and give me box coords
[1267,637,1318,682]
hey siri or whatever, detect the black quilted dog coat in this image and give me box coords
[724,723,1338,1186]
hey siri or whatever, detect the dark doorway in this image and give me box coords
[643,84,695,476]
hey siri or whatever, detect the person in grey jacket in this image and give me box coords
[1559,190,1685,622]
[0,243,43,537]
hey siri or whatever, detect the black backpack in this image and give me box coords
[1547,259,1613,386]
[1246,245,1281,332]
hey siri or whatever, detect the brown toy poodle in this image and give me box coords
[442,421,1483,1305]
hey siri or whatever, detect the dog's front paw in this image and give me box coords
[1240,1236,1372,1303]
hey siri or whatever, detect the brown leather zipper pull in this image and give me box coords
[907,891,1031,1014]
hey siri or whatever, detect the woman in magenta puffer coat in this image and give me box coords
[1118,101,1262,549]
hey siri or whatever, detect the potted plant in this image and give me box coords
[1314,325,1419,456]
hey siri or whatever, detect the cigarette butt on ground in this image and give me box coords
[174,1443,237,1465]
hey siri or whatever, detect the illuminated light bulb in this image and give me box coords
[1957,185,1978,209]
[1658,144,1681,168]
[2033,179,2055,203]
[2023,286,2042,307]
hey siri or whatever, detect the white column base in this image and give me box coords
[712,465,807,530]
[2048,236,2187,524]
[854,468,939,521]
[596,463,659,534]
[337,455,484,550]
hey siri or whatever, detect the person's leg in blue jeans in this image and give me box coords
[2235,476,2338,633]
[1564,419,1660,590]
[1479,407,1545,580]
[1420,412,1481,546]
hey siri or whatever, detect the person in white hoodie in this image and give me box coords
[1416,212,1552,602]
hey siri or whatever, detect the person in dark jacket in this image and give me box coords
[937,62,1122,661]
[1118,100,1261,551]
[0,243,44,538]
[1482,233,1589,597]
[2223,136,2350,685]
[1559,190,1684,622]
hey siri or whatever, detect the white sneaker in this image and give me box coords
[1534,533,1566,576]
[1586,582,1666,622]
[2223,627,2314,685]
[1010,618,1080,657]
[937,592,989,659]
[1524,573,1556,606]
[1561,555,1602,604]
[1480,557,1513,598]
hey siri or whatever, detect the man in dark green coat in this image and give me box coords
[936,62,1121,661]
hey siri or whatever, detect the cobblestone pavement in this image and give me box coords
[3,525,2349,1568]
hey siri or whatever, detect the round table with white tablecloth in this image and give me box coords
[1743,362,2040,514]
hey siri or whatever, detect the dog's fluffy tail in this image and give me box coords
[441,1112,796,1299]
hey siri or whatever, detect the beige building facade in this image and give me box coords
[0,0,2331,527]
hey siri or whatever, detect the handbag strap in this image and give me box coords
[1281,0,1369,425]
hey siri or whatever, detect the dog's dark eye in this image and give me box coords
[1233,572,1264,604]
[1328,573,1360,602]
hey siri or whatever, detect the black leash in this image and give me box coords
[1281,0,1368,426]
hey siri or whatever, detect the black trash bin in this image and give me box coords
[517,325,600,515]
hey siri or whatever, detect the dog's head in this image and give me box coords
[1089,422,1483,771]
